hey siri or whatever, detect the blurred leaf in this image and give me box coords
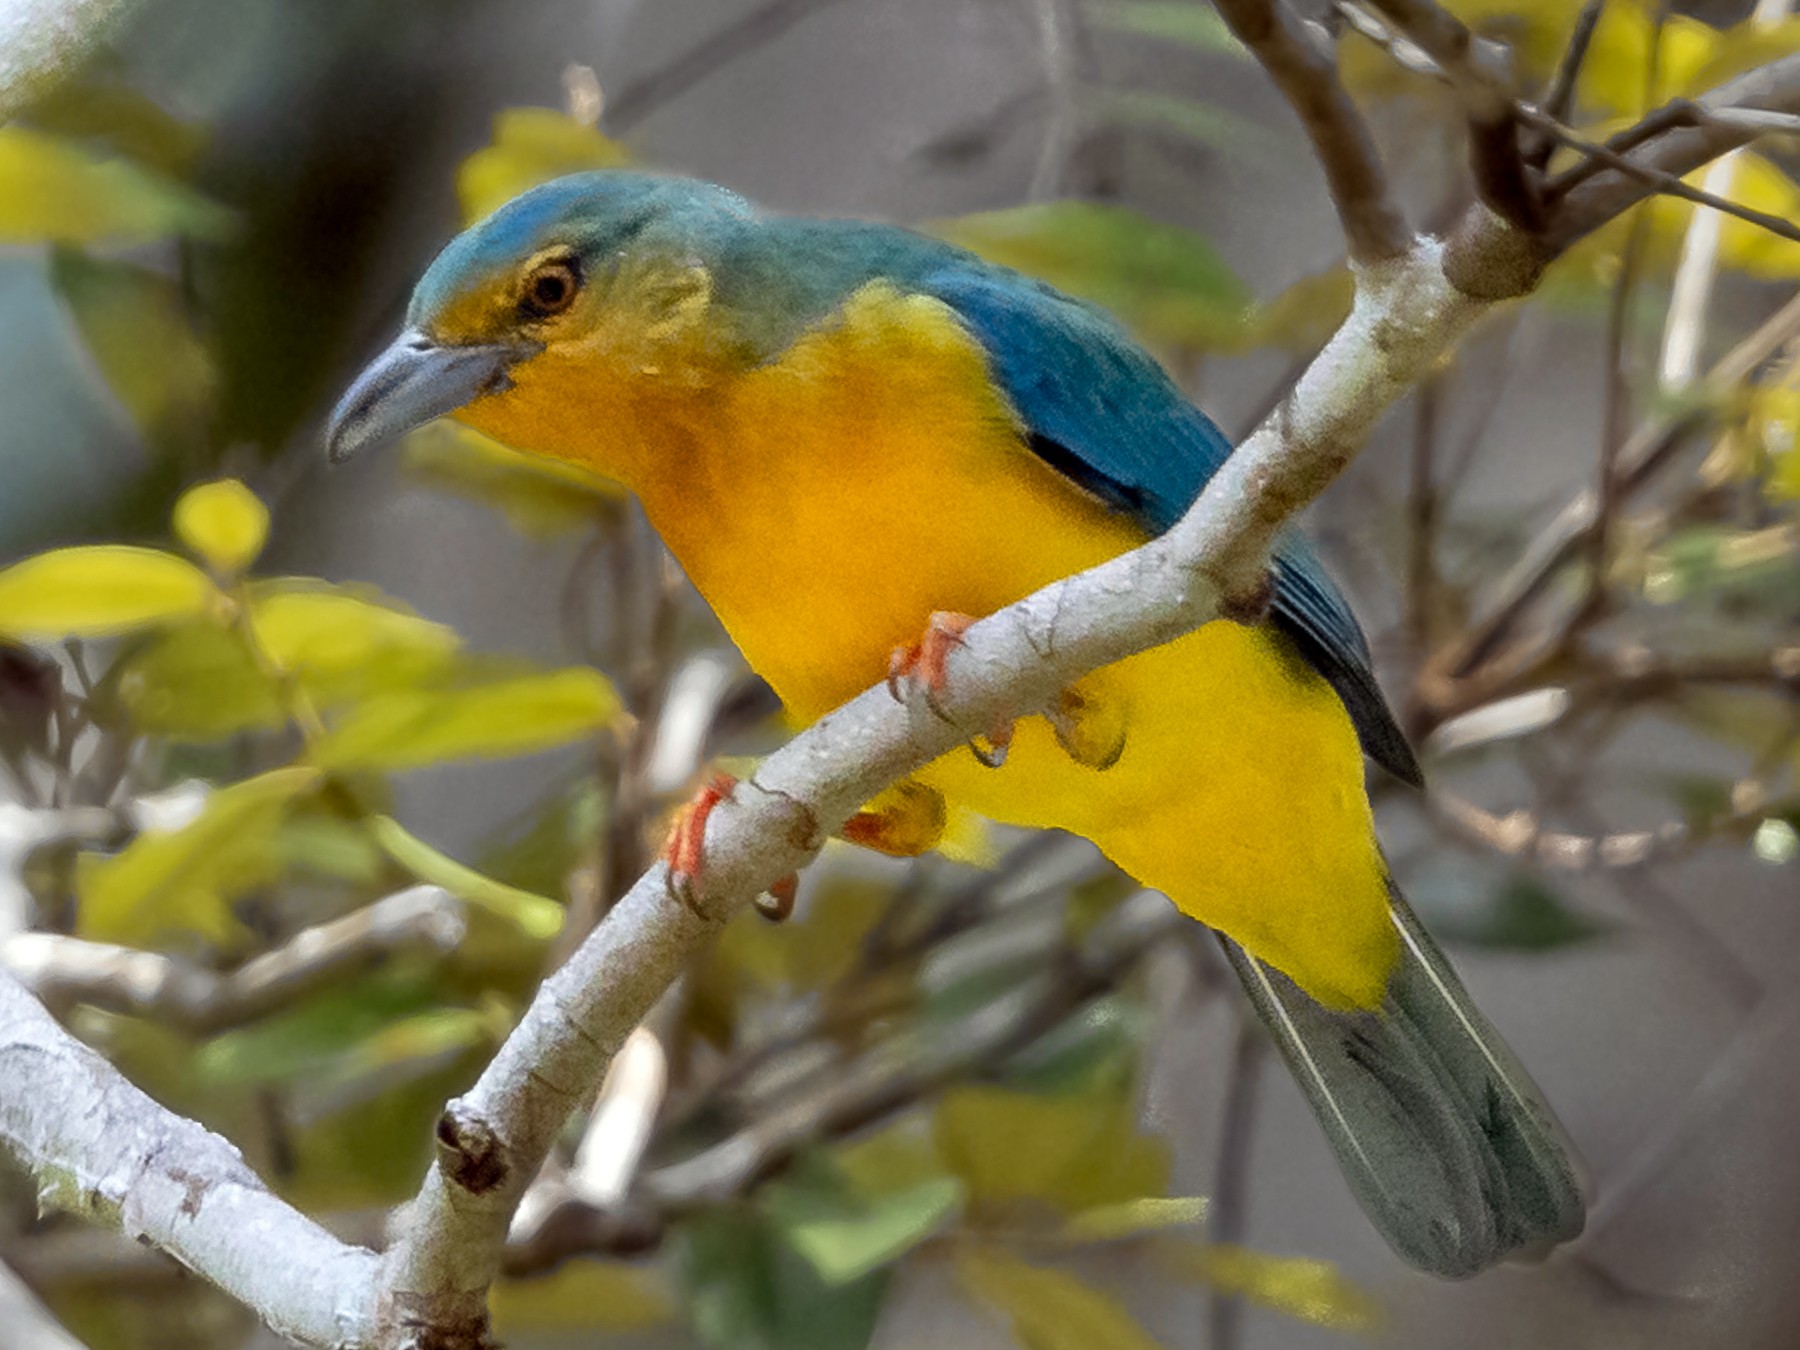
[0,126,228,243]
[21,72,207,175]
[1235,266,1354,354]
[1643,523,1798,606]
[250,580,461,692]
[173,480,268,575]
[933,201,1251,352]
[275,814,385,885]
[1646,154,1800,283]
[457,107,630,225]
[311,667,620,770]
[956,1246,1166,1350]
[1155,1239,1381,1333]
[0,545,216,641]
[198,974,439,1086]
[403,422,625,539]
[371,815,564,941]
[934,1084,1170,1213]
[1062,1195,1206,1245]
[1003,995,1143,1096]
[1680,21,1800,98]
[492,1261,675,1335]
[764,1166,961,1285]
[1579,10,1717,117]
[78,767,318,947]
[116,622,283,737]
[51,249,216,449]
[681,1210,889,1350]
[117,581,461,739]
[833,1118,951,1198]
[1087,1,1243,54]
[1417,870,1608,952]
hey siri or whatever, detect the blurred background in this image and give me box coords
[2,0,1799,1347]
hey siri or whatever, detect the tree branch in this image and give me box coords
[3,886,466,1035]
[0,968,381,1348]
[1212,0,1411,262]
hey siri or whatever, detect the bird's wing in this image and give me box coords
[922,265,1422,785]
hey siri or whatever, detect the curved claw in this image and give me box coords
[662,772,737,916]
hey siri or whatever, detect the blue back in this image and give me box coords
[918,265,1421,786]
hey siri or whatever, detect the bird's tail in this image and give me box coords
[1219,878,1587,1278]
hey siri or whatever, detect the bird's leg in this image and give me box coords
[840,780,947,857]
[661,772,799,921]
[887,611,1015,767]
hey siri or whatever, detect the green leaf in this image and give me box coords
[0,545,216,641]
[1062,1195,1206,1245]
[1155,1239,1381,1333]
[116,581,462,740]
[681,1211,889,1350]
[312,666,620,770]
[249,580,461,693]
[956,1246,1167,1350]
[934,1085,1170,1213]
[77,767,318,947]
[765,1168,962,1285]
[173,479,268,575]
[403,423,625,540]
[371,815,564,941]
[0,126,229,244]
[51,249,216,450]
[492,1261,675,1336]
[1087,1,1243,55]
[932,201,1251,352]
[116,622,283,737]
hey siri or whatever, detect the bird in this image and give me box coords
[326,170,1585,1277]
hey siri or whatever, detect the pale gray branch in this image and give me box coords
[0,968,380,1349]
[4,886,466,1035]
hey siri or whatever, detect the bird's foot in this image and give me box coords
[662,772,798,921]
[887,611,1014,767]
[1048,681,1128,770]
[840,780,948,858]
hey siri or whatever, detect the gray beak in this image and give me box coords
[324,330,531,464]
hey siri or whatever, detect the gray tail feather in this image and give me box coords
[1219,879,1587,1278]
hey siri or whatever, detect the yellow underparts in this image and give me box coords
[456,281,1397,1009]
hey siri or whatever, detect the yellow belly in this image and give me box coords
[462,282,1397,1008]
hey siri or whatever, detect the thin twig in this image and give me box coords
[1523,0,1607,169]
[1205,1005,1265,1350]
[1212,0,1411,261]
[3,886,466,1035]
[604,0,856,133]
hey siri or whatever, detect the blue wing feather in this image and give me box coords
[923,266,1422,786]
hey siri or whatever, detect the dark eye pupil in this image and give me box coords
[524,262,578,316]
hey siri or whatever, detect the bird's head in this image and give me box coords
[325,171,752,466]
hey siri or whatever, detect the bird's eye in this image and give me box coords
[521,257,581,319]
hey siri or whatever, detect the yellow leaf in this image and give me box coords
[1062,1195,1207,1245]
[248,580,461,690]
[402,422,624,539]
[173,479,269,575]
[311,667,621,770]
[1155,1240,1382,1333]
[491,1261,674,1335]
[0,126,229,244]
[371,815,564,941]
[77,768,319,947]
[955,1246,1167,1350]
[116,622,284,737]
[457,108,630,225]
[52,250,216,446]
[934,1085,1170,1214]
[0,545,216,641]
